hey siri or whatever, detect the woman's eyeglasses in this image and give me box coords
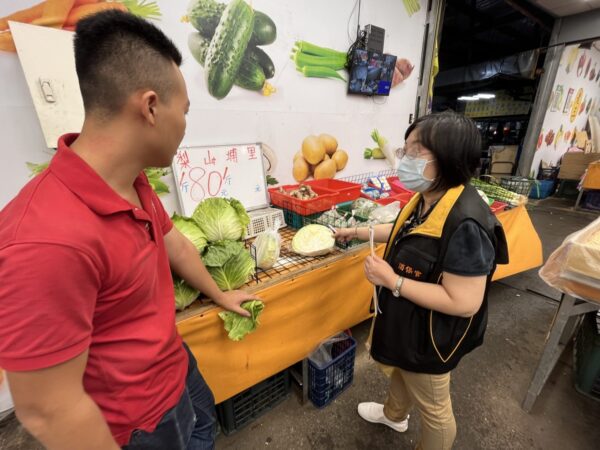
[395,145,421,160]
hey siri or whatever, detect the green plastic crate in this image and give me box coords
[573,312,600,401]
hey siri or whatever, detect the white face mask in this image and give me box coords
[396,156,435,192]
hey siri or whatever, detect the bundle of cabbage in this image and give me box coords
[192,198,250,242]
[292,224,335,257]
[202,240,255,291]
[171,213,207,253]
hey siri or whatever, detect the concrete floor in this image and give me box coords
[1,199,599,449]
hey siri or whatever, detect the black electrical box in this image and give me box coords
[365,24,385,53]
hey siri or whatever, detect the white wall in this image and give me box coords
[0,0,427,213]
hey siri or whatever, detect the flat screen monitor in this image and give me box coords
[348,49,397,96]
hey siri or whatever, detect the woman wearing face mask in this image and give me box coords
[335,112,508,449]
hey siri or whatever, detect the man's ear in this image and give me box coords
[140,90,159,126]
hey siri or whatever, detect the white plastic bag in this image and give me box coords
[308,332,351,369]
[369,201,402,223]
[253,221,281,270]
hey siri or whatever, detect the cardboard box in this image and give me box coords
[583,161,600,190]
[490,162,515,175]
[558,153,600,180]
[490,145,518,163]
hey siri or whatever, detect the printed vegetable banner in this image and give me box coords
[531,40,600,176]
[0,0,427,212]
[0,0,161,51]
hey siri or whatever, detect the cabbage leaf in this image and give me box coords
[173,276,200,311]
[218,300,265,341]
[172,213,207,252]
[202,241,255,291]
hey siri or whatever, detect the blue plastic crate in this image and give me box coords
[529,180,556,199]
[308,334,357,408]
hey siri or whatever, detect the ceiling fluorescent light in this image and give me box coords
[476,93,496,99]
[458,96,478,101]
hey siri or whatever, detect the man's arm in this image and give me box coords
[8,351,119,450]
[164,227,255,316]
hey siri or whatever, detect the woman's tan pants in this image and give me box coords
[383,368,457,450]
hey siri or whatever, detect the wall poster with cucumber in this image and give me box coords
[171,0,427,190]
[0,0,427,212]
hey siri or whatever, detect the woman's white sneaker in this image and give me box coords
[357,402,409,432]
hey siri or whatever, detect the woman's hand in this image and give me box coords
[364,255,397,288]
[334,227,356,243]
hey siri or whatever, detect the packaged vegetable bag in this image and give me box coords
[253,220,281,270]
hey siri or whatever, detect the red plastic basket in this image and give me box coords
[269,185,337,216]
[387,176,414,195]
[490,201,507,214]
[304,179,362,204]
[361,192,412,207]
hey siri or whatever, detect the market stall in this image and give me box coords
[0,0,547,436]
[177,203,542,404]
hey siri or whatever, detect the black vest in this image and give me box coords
[371,184,509,374]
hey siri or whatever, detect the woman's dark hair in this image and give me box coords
[404,111,481,191]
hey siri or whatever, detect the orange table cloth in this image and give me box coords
[176,205,542,403]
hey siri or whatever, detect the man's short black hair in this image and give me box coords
[405,112,481,191]
[74,10,182,115]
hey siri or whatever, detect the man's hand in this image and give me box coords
[364,255,397,289]
[214,290,257,317]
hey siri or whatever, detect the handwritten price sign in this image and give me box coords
[172,144,269,216]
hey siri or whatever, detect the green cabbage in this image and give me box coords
[202,241,255,291]
[192,198,250,242]
[173,276,200,311]
[291,224,335,256]
[172,213,207,252]
[218,300,265,341]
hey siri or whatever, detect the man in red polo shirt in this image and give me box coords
[0,11,254,450]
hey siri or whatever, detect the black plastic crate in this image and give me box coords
[308,334,357,408]
[538,167,560,180]
[556,180,581,199]
[216,369,291,435]
[500,176,538,196]
[574,312,600,401]
[582,190,600,211]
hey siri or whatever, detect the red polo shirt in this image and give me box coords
[0,134,188,445]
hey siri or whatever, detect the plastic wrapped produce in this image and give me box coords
[539,217,600,303]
